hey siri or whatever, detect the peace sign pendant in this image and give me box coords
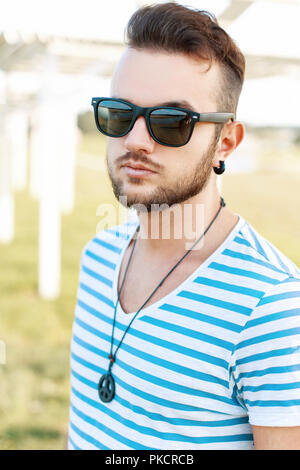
[98,373,115,402]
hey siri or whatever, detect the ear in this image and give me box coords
[213,121,245,166]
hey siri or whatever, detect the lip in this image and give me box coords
[121,161,157,178]
[122,166,157,178]
[122,161,156,172]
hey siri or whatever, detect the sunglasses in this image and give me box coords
[91,97,235,148]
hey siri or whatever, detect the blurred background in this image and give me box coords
[0,0,300,450]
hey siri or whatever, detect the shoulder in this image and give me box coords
[243,273,300,333]
[229,216,300,324]
[209,216,300,324]
[229,216,300,280]
[222,216,300,346]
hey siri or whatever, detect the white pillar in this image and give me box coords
[0,119,14,244]
[38,56,61,299]
[29,109,42,200]
[0,71,14,244]
[6,110,28,191]
[58,108,78,215]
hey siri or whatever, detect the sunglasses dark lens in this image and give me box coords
[97,100,133,136]
[149,108,192,146]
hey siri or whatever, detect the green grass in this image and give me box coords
[0,137,299,449]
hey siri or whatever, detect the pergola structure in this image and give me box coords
[0,0,299,299]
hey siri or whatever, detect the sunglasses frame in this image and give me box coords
[91,97,235,148]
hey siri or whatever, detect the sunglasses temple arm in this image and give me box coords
[197,113,235,123]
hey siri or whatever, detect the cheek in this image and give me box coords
[172,145,198,169]
[106,138,125,165]
[107,137,122,153]
[192,124,216,148]
[159,148,195,181]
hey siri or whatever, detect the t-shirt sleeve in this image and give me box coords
[230,275,300,427]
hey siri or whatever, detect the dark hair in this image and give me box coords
[125,2,245,115]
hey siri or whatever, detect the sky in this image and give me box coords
[0,0,300,126]
[1,0,299,55]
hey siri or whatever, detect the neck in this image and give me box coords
[135,181,225,259]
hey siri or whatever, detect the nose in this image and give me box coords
[124,115,155,154]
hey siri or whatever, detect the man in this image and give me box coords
[67,3,300,450]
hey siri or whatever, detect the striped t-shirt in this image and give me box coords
[67,213,300,450]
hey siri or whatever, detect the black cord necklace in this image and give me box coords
[98,197,226,402]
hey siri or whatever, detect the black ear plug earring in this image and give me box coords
[213,160,225,175]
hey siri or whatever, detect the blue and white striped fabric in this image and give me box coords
[67,214,300,450]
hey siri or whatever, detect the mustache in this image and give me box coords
[116,151,161,172]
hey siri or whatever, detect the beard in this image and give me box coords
[106,132,218,213]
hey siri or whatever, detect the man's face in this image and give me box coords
[106,48,221,211]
